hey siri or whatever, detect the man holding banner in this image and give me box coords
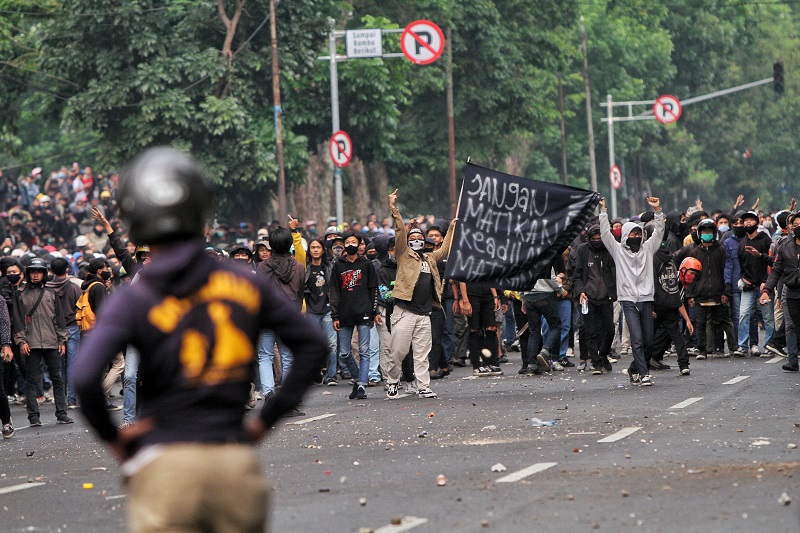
[599,196,664,387]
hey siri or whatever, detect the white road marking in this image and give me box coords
[0,482,45,495]
[722,375,750,385]
[766,356,783,364]
[375,516,429,533]
[285,413,336,425]
[670,397,703,409]
[495,462,557,483]
[597,427,641,443]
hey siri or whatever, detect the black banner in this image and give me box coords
[444,163,600,290]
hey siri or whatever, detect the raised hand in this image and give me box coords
[388,188,398,209]
[646,196,661,210]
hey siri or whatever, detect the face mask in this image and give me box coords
[589,240,603,251]
[6,274,20,284]
[388,254,397,264]
[626,237,642,251]
[344,245,359,256]
[700,233,714,243]
[309,228,317,235]
[733,226,747,238]
[683,272,696,284]
[233,258,250,264]
[678,221,688,235]
[793,227,800,239]
[611,227,622,240]
[744,224,758,235]
[100,270,111,280]
[366,252,378,261]
[332,245,344,258]
[718,224,729,233]
[408,239,425,251]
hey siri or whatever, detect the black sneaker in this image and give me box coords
[640,375,653,386]
[348,383,360,400]
[323,377,338,386]
[782,362,799,372]
[386,383,400,399]
[680,368,690,376]
[105,402,122,412]
[29,419,41,427]
[355,385,367,400]
[57,417,74,424]
[649,360,670,370]
[603,360,613,373]
[488,365,504,376]
[591,367,604,375]
[67,402,79,410]
[518,365,530,375]
[765,343,787,357]
[2,423,13,438]
[560,359,576,368]
[473,366,492,377]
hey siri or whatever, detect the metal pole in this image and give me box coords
[329,20,343,226]
[270,0,287,225]
[446,27,457,218]
[580,17,598,194]
[607,93,617,219]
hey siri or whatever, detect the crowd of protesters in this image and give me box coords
[0,161,797,439]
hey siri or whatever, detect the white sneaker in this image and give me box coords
[417,387,438,399]
[550,360,564,371]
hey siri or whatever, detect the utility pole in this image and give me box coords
[270,0,287,224]
[446,27,457,218]
[558,73,568,185]
[327,19,344,226]
[580,17,598,194]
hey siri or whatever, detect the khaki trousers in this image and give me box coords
[387,307,432,388]
[126,443,270,533]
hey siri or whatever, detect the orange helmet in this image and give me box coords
[679,257,702,286]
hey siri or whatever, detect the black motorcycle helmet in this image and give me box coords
[118,147,214,244]
[25,257,49,282]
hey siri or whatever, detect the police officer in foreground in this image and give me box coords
[73,147,328,533]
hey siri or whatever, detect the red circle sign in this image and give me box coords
[610,165,622,190]
[401,20,445,65]
[653,95,682,124]
[329,131,353,168]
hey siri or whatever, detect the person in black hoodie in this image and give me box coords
[73,147,327,532]
[329,231,379,400]
[46,257,82,408]
[650,238,694,375]
[304,238,339,386]
[664,211,687,253]
[573,225,617,374]
[0,258,29,402]
[680,219,736,359]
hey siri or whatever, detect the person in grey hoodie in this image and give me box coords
[599,196,664,386]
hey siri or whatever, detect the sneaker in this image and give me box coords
[105,402,122,412]
[44,390,54,403]
[386,383,400,399]
[2,423,14,439]
[732,347,747,358]
[429,369,446,380]
[536,352,551,372]
[510,341,521,352]
[368,378,382,386]
[57,417,74,424]
[695,352,707,360]
[591,368,604,375]
[603,360,613,373]
[550,360,564,371]
[782,362,799,372]
[566,348,575,357]
[67,402,79,410]
[452,358,467,367]
[348,383,359,400]
[765,343,787,358]
[245,384,257,410]
[417,387,438,399]
[323,377,338,386]
[498,355,509,364]
[680,368,691,376]
[355,385,367,400]
[649,360,670,370]
[488,365,504,376]
[404,381,419,394]
[750,345,761,357]
[37,396,45,406]
[118,421,130,430]
[518,365,530,375]
[473,366,493,377]
[687,347,700,356]
[340,371,352,380]
[560,359,576,368]
[29,419,41,427]
[576,361,587,371]
[623,368,641,385]
[640,375,653,386]
[607,355,619,363]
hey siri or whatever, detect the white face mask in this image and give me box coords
[408,239,425,251]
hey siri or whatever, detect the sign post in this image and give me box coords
[329,130,353,168]
[400,20,445,65]
[610,165,622,190]
[653,95,682,124]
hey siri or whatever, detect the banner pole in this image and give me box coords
[454,159,469,217]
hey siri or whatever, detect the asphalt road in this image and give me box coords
[2,351,800,533]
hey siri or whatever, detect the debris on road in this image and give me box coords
[359,496,367,506]
[436,474,447,486]
[481,519,489,527]
[26,451,34,457]
[319,488,330,493]
[687,469,705,474]
[390,517,402,525]
[530,418,557,427]
[778,492,791,506]
[481,425,496,431]
[491,463,507,472]
[751,440,771,446]
[419,431,428,438]
[788,443,797,449]
[83,483,94,489]
[621,490,630,497]
[90,467,107,471]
